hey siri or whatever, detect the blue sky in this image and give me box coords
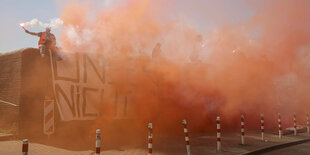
[0,0,256,53]
[0,0,60,52]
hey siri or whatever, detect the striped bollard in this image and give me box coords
[96,129,101,155]
[182,120,191,155]
[148,123,153,155]
[22,139,28,155]
[216,116,221,151]
[278,113,282,138]
[293,113,297,135]
[307,112,309,134]
[260,114,264,141]
[241,114,245,145]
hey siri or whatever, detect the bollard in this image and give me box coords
[148,123,153,155]
[293,113,297,136]
[182,120,191,155]
[216,116,221,151]
[260,114,265,141]
[241,114,245,145]
[22,139,28,155]
[307,112,309,134]
[278,113,282,138]
[96,129,101,155]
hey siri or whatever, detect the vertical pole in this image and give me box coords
[96,129,101,155]
[293,113,297,136]
[182,120,191,155]
[22,139,28,155]
[216,116,221,151]
[148,123,153,155]
[307,112,309,134]
[260,114,265,141]
[241,114,245,145]
[278,113,282,138]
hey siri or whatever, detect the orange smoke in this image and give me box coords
[58,0,310,135]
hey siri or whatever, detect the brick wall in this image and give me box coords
[0,49,22,126]
[0,48,49,134]
[0,48,96,145]
[18,48,51,138]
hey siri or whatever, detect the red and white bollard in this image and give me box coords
[96,129,101,155]
[278,113,282,138]
[293,113,297,135]
[307,112,309,134]
[182,120,191,155]
[22,139,28,155]
[148,123,153,155]
[260,114,264,141]
[241,114,245,145]
[216,116,221,151]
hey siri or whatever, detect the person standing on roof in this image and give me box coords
[152,43,162,60]
[23,27,56,57]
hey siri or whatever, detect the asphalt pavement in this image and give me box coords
[0,131,309,154]
[262,142,310,155]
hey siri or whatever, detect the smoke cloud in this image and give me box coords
[20,18,64,29]
[58,0,310,135]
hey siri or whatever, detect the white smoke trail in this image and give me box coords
[20,18,64,29]
[66,26,94,46]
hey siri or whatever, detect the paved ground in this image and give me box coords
[0,132,309,154]
[263,142,310,155]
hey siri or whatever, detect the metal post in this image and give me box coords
[148,123,153,155]
[241,114,245,145]
[216,116,221,151]
[96,129,101,155]
[307,112,309,134]
[22,139,28,155]
[182,120,191,155]
[278,113,282,138]
[260,114,265,141]
[293,113,297,136]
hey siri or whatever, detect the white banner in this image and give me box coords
[50,52,131,121]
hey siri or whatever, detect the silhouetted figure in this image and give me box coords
[152,43,162,59]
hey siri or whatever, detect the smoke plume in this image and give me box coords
[20,18,64,28]
[58,0,310,135]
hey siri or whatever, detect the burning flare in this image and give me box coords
[19,23,25,27]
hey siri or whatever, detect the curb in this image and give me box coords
[243,138,310,155]
[0,134,15,141]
